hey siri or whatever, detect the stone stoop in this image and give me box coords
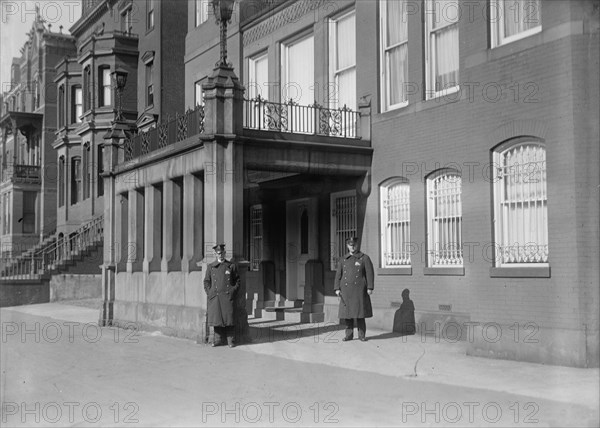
[258,300,324,323]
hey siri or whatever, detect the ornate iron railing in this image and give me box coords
[1,164,41,183]
[244,96,360,138]
[123,104,205,162]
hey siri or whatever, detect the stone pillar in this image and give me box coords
[143,184,161,273]
[201,63,249,340]
[358,98,371,141]
[127,188,144,272]
[99,122,128,326]
[115,192,128,273]
[161,179,182,272]
[182,173,203,272]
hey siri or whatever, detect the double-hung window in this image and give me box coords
[146,62,154,107]
[147,0,154,31]
[329,10,356,111]
[99,67,112,107]
[72,86,82,123]
[195,78,206,107]
[426,169,463,267]
[247,53,268,129]
[380,0,408,110]
[491,0,541,47]
[195,0,209,26]
[281,34,314,134]
[424,0,459,99]
[493,140,548,266]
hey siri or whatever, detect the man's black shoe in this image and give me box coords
[359,337,367,342]
[342,337,353,342]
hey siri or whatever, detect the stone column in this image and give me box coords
[182,173,203,272]
[143,184,161,273]
[161,179,182,272]
[99,122,128,326]
[127,188,144,272]
[115,193,128,273]
[201,63,249,341]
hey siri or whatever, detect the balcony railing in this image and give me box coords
[244,96,360,139]
[1,164,41,183]
[123,104,205,162]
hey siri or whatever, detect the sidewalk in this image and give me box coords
[1,302,598,427]
[244,317,599,410]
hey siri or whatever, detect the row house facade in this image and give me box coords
[53,0,187,242]
[0,14,76,257]
[101,0,598,367]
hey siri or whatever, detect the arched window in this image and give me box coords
[380,177,410,267]
[426,169,462,267]
[493,139,548,265]
[58,85,65,127]
[71,156,81,205]
[58,156,65,207]
[83,144,91,200]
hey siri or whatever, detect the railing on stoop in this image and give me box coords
[37,215,104,273]
[0,215,104,280]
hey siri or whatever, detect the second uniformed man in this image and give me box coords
[334,236,374,341]
[204,244,240,347]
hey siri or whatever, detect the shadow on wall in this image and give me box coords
[393,288,416,336]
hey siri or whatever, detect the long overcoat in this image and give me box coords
[203,259,240,327]
[333,251,374,319]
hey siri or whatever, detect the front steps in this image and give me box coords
[257,300,325,323]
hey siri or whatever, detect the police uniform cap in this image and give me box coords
[213,244,226,253]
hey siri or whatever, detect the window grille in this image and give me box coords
[427,170,462,266]
[381,179,410,267]
[331,192,356,270]
[249,205,263,271]
[494,142,548,265]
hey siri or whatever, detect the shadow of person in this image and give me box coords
[393,288,416,336]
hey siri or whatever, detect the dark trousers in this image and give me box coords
[213,325,235,345]
[344,318,366,339]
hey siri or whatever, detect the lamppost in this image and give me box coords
[212,0,235,68]
[111,68,128,122]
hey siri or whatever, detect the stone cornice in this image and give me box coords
[242,0,325,46]
[70,0,118,38]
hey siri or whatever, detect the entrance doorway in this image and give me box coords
[285,198,317,302]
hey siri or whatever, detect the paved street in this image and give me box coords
[1,303,598,427]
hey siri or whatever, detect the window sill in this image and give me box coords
[490,266,550,278]
[425,85,460,102]
[423,266,464,276]
[377,266,412,276]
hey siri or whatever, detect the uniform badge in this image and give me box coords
[355,261,361,266]
[225,270,230,275]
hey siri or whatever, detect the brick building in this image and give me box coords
[0,12,76,257]
[54,0,187,241]
[84,0,600,367]
[183,0,599,367]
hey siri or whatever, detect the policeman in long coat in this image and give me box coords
[334,236,374,341]
[204,244,240,347]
